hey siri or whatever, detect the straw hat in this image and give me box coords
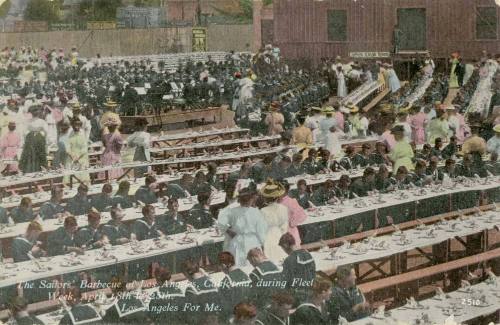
[322,106,335,113]
[260,179,286,198]
[493,124,500,133]
[104,100,118,109]
[350,106,359,114]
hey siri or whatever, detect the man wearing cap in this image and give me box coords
[0,121,21,174]
[12,221,46,263]
[67,184,92,216]
[389,125,414,172]
[487,124,500,157]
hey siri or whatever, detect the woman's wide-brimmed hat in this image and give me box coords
[104,100,118,108]
[260,179,286,198]
[493,124,500,133]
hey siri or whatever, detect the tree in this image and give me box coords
[25,0,60,22]
[0,0,11,18]
[78,0,122,21]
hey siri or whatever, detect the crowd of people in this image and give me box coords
[0,45,500,325]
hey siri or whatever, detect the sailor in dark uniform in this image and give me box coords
[311,180,338,206]
[131,205,163,241]
[349,167,376,197]
[441,136,458,159]
[134,175,158,205]
[302,149,320,175]
[368,142,390,166]
[425,156,443,183]
[374,164,393,192]
[331,175,352,202]
[74,209,106,249]
[290,276,332,325]
[181,259,219,324]
[257,292,294,325]
[165,174,194,199]
[12,221,46,263]
[287,154,305,177]
[278,233,316,304]
[157,197,187,235]
[47,216,83,256]
[112,181,133,209]
[352,143,372,168]
[101,206,130,245]
[289,179,311,210]
[10,197,35,223]
[327,265,370,324]
[218,252,252,321]
[148,267,185,324]
[7,296,44,325]
[338,146,356,170]
[59,287,103,325]
[412,159,429,187]
[440,158,459,179]
[186,191,213,230]
[251,156,274,183]
[247,248,283,308]
[91,184,114,212]
[39,186,65,220]
[67,184,92,216]
[205,162,222,190]
[101,278,150,324]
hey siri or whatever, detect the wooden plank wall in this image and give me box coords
[274,0,500,63]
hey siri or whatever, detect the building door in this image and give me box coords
[397,8,426,51]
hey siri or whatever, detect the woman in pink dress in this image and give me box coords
[101,122,124,179]
[380,122,396,151]
[409,107,428,145]
[280,183,307,246]
[0,121,21,173]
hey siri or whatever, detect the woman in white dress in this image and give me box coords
[336,66,348,98]
[259,180,289,262]
[384,63,401,93]
[217,188,268,267]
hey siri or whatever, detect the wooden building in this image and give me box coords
[272,0,500,64]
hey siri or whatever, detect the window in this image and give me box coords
[327,10,347,42]
[476,7,498,40]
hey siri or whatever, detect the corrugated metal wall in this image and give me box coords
[274,0,500,63]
